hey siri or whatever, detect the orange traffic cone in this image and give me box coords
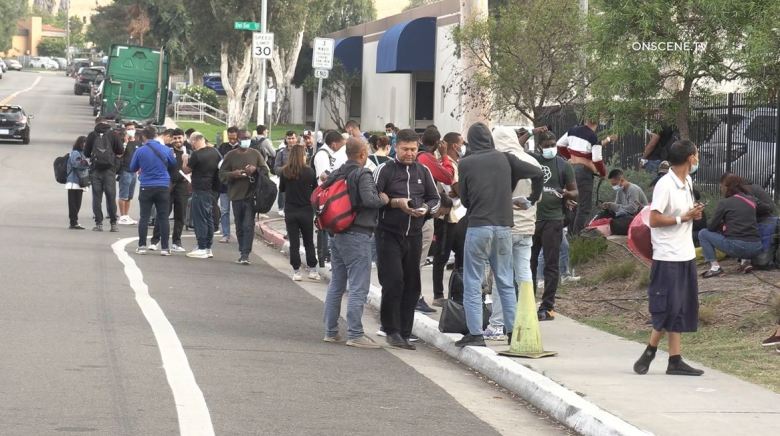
[499,281,556,358]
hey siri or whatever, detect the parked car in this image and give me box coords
[0,68,3,80]
[29,56,58,70]
[74,67,105,95]
[0,105,32,144]
[6,59,23,71]
[698,107,777,189]
[67,59,90,77]
[202,74,226,95]
[53,57,68,70]
[0,58,6,72]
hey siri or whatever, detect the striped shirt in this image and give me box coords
[556,125,606,177]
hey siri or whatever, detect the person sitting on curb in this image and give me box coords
[698,174,763,277]
[599,169,648,235]
[322,138,390,349]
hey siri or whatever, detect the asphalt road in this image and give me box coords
[0,71,568,435]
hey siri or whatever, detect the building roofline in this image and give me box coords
[325,0,459,40]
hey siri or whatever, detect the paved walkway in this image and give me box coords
[256,217,780,436]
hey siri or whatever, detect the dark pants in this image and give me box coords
[153,184,188,246]
[91,169,117,225]
[232,198,255,258]
[317,230,331,267]
[277,191,285,210]
[138,187,170,249]
[376,228,423,337]
[531,220,564,311]
[285,206,317,270]
[432,219,466,299]
[572,164,594,235]
[191,190,214,250]
[67,189,83,226]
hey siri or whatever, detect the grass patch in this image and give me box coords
[176,121,305,145]
[570,236,608,267]
[598,261,636,282]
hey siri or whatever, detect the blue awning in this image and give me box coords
[334,37,363,74]
[376,17,436,74]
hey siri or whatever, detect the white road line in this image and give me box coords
[0,76,43,105]
[112,237,214,436]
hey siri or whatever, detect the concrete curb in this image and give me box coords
[255,219,652,436]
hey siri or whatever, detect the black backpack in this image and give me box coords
[53,153,69,184]
[311,147,334,173]
[91,133,115,170]
[251,168,278,214]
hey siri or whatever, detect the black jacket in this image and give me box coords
[460,122,543,228]
[374,158,440,236]
[326,160,387,235]
[84,123,123,168]
[708,194,760,242]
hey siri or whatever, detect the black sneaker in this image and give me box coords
[110,223,119,232]
[454,334,486,348]
[761,334,780,347]
[666,358,704,376]
[537,309,555,321]
[69,224,85,230]
[405,334,419,343]
[415,297,437,314]
[386,333,414,350]
[92,224,103,232]
[633,347,656,375]
[701,268,724,278]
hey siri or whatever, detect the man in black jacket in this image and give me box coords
[322,138,389,348]
[374,129,441,350]
[84,117,124,232]
[455,122,544,347]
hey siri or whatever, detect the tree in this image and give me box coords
[0,0,27,53]
[304,61,361,130]
[588,0,774,138]
[86,3,132,53]
[452,0,589,125]
[37,37,67,56]
[403,0,439,11]
[127,4,151,46]
[33,0,57,14]
[740,1,780,99]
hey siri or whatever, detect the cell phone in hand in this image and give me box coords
[414,207,428,214]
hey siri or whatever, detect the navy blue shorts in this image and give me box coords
[647,260,699,333]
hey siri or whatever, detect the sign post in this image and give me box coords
[266,88,276,138]
[311,37,335,140]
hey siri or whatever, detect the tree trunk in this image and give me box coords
[221,42,255,126]
[269,19,306,124]
[459,0,492,131]
[675,77,694,140]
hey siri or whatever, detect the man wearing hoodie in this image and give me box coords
[322,138,390,349]
[84,117,124,232]
[483,126,543,340]
[374,129,441,350]
[455,123,544,348]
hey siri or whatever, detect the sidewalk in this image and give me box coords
[256,217,780,436]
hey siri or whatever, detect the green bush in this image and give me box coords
[598,261,637,282]
[569,236,608,267]
[181,85,220,109]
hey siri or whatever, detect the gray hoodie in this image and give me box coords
[459,123,543,228]
[493,126,541,236]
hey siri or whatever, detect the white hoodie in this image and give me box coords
[493,126,540,236]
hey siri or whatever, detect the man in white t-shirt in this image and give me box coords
[633,139,706,377]
[313,130,347,185]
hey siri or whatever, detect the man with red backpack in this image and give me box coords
[321,138,389,348]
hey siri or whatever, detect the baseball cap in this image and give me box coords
[658,161,671,174]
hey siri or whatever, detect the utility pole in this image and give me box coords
[256,0,268,127]
[65,1,71,63]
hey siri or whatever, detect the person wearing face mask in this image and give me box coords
[117,121,141,225]
[599,169,648,235]
[530,131,578,322]
[216,126,241,243]
[149,128,190,253]
[385,122,398,158]
[633,139,706,377]
[219,132,268,265]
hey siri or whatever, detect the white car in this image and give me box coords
[0,58,7,72]
[29,57,59,70]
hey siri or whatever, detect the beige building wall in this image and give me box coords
[374,0,411,19]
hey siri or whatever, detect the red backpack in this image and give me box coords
[310,172,357,233]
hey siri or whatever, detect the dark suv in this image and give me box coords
[0,105,32,144]
[74,67,105,95]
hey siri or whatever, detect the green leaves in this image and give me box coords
[0,0,26,53]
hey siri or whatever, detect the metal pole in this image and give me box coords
[774,95,780,202]
[725,93,734,174]
[256,0,268,127]
[66,3,70,63]
[314,77,324,139]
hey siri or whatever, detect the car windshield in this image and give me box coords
[81,69,102,79]
[0,107,24,121]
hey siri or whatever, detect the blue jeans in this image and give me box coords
[698,229,764,262]
[490,234,533,328]
[644,159,661,174]
[219,192,231,237]
[463,226,516,336]
[138,187,170,249]
[323,232,373,340]
[191,190,214,250]
[117,170,137,201]
[537,228,570,277]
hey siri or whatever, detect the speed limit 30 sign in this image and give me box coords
[253,32,274,59]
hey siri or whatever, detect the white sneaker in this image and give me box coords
[278,210,285,217]
[148,243,159,251]
[186,248,209,259]
[206,249,214,258]
[135,246,147,255]
[118,216,129,225]
[292,270,302,281]
[561,275,581,284]
[171,244,186,253]
[160,249,171,256]
[307,269,321,281]
[376,329,387,337]
[126,217,138,225]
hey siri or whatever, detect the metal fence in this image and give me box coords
[538,94,780,201]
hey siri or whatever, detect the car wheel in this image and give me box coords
[22,131,30,145]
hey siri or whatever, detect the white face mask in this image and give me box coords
[239,139,251,149]
[612,184,622,192]
[127,129,136,138]
[542,147,557,159]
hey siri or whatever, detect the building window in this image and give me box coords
[305,91,314,117]
[349,85,362,119]
[415,81,434,122]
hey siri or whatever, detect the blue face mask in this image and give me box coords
[542,148,557,159]
[239,139,251,149]
[690,158,699,175]
[612,184,622,192]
